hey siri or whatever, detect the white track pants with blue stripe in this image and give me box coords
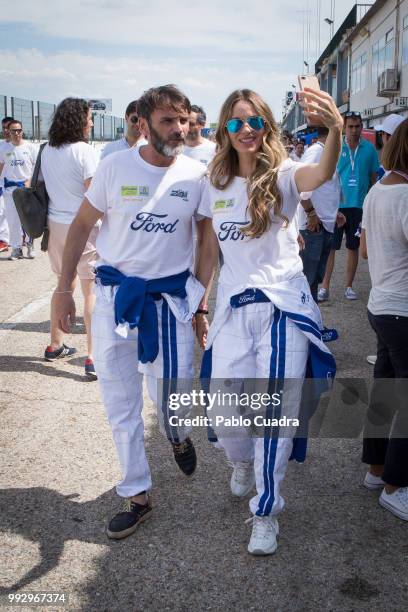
[210,300,308,517]
[92,283,195,498]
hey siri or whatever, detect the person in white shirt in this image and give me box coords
[195,87,343,556]
[0,120,38,260]
[0,116,14,252]
[359,118,408,521]
[298,126,345,302]
[41,97,99,378]
[53,85,207,541]
[184,105,216,167]
[290,140,304,162]
[100,100,147,160]
[367,113,405,366]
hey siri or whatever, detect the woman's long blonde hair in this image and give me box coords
[209,89,287,239]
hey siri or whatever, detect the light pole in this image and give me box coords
[304,61,310,74]
[324,0,335,40]
[324,17,334,40]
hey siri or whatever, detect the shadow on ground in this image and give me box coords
[0,318,85,334]
[0,355,87,382]
[0,433,406,611]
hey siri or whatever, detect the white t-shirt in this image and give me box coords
[100,136,148,160]
[0,141,12,186]
[184,139,216,167]
[0,142,38,187]
[41,142,98,224]
[85,148,207,278]
[297,141,341,233]
[362,181,408,316]
[198,158,304,289]
[290,152,303,162]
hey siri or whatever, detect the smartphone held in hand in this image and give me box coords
[298,74,320,92]
[298,75,322,126]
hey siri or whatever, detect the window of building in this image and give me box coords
[351,53,367,94]
[403,15,408,66]
[372,28,395,83]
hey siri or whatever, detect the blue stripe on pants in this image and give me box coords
[200,348,218,442]
[169,307,180,443]
[257,308,280,516]
[161,300,173,442]
[256,308,286,516]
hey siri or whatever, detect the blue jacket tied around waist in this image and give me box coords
[4,178,25,189]
[95,266,189,364]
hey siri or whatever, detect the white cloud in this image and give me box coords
[0,46,300,121]
[6,0,308,52]
[0,0,357,121]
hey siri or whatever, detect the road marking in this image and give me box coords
[0,290,54,338]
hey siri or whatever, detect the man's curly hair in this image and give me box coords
[48,97,91,147]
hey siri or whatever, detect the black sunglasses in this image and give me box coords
[345,111,361,118]
[10,128,23,134]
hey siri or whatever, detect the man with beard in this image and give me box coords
[100,100,147,160]
[184,105,216,167]
[0,119,38,259]
[53,85,207,540]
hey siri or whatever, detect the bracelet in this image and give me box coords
[195,308,209,315]
[55,290,73,294]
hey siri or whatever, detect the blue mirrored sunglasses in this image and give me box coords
[225,116,265,133]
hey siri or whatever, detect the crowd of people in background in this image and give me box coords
[1,88,407,554]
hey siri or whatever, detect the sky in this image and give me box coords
[0,0,360,123]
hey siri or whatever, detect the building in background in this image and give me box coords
[348,0,408,126]
[281,1,408,135]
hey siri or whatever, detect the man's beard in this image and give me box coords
[186,130,200,145]
[149,124,185,158]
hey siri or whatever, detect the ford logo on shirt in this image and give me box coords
[218,221,247,241]
[130,212,179,233]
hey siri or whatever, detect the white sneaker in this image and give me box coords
[247,515,279,555]
[230,461,255,497]
[8,248,23,261]
[345,287,358,300]
[366,355,377,365]
[363,471,385,490]
[317,287,329,302]
[27,244,35,259]
[379,487,408,521]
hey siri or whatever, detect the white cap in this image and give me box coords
[376,114,405,135]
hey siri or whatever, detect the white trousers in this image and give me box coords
[0,194,9,242]
[209,301,308,517]
[4,190,23,248]
[92,283,195,498]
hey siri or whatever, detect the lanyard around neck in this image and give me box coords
[345,138,360,174]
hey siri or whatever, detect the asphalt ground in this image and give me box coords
[0,246,407,612]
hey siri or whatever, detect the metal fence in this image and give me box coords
[0,95,124,142]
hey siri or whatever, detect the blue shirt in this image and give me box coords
[337,138,379,209]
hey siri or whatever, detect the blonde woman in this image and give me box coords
[195,88,343,555]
